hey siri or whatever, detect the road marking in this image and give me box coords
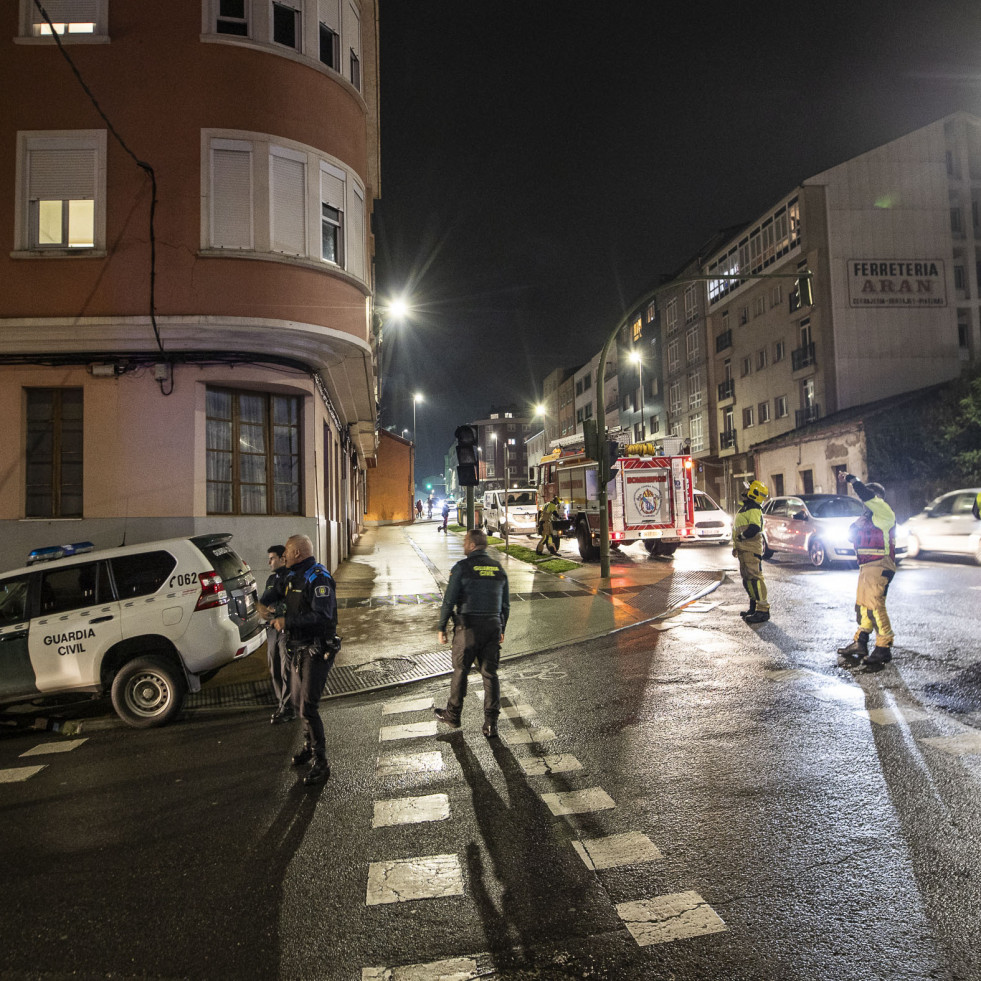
[616,890,727,946]
[362,956,482,980]
[662,625,731,652]
[0,765,46,783]
[504,726,556,745]
[516,753,582,777]
[366,853,464,905]
[541,787,616,816]
[500,703,538,720]
[572,831,663,870]
[763,668,817,682]
[920,731,981,755]
[381,697,434,716]
[859,706,930,726]
[372,794,451,828]
[375,751,444,778]
[19,738,88,757]
[378,722,438,742]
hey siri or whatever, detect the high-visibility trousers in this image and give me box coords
[853,559,896,647]
[736,549,769,612]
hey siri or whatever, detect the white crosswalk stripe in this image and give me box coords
[19,738,88,757]
[0,765,46,783]
[372,793,450,828]
[616,890,727,946]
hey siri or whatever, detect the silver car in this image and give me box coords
[761,494,908,567]
[905,487,981,565]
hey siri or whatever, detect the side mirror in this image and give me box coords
[793,510,808,521]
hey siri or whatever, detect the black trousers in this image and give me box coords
[288,646,335,760]
[446,616,501,721]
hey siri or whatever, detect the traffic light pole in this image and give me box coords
[592,269,812,580]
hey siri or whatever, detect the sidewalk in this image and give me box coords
[190,520,721,709]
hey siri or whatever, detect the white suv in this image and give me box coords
[0,534,264,728]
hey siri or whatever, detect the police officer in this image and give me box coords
[260,545,293,725]
[837,475,897,667]
[270,534,339,786]
[434,529,510,737]
[536,495,561,555]
[732,480,770,623]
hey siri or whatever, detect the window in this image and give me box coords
[685,327,700,361]
[741,356,753,377]
[758,401,771,424]
[772,284,783,306]
[20,0,107,38]
[954,265,966,290]
[211,141,254,248]
[754,295,766,317]
[771,474,784,496]
[270,146,306,255]
[111,552,177,599]
[669,382,681,414]
[16,130,106,253]
[320,161,345,264]
[0,576,32,627]
[646,301,656,323]
[667,339,680,372]
[26,388,83,519]
[951,207,963,234]
[272,1,299,48]
[958,311,970,349]
[684,284,698,322]
[689,413,704,452]
[665,298,678,332]
[632,316,642,342]
[739,306,748,325]
[757,348,768,370]
[800,469,814,495]
[721,311,729,330]
[39,561,111,615]
[319,6,339,69]
[344,0,361,90]
[774,340,785,363]
[217,0,249,35]
[688,370,703,409]
[206,388,301,515]
[775,395,789,418]
[582,374,591,390]
[649,414,660,434]
[742,406,755,428]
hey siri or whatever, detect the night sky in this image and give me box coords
[374,2,981,480]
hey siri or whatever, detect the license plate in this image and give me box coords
[639,530,660,540]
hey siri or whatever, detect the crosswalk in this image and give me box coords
[0,736,88,783]
[363,684,727,977]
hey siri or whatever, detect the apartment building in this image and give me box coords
[0,0,380,571]
[573,355,598,432]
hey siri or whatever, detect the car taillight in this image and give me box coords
[195,571,229,611]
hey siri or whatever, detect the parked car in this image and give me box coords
[683,489,732,545]
[0,534,264,727]
[482,488,539,536]
[761,494,909,567]
[905,487,981,565]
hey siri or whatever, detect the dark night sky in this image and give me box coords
[373,2,981,480]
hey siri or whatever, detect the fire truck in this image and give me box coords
[537,434,696,560]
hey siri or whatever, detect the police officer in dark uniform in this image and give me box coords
[270,534,339,786]
[434,529,510,737]
[260,544,294,724]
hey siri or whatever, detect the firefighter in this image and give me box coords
[836,475,897,667]
[732,480,770,624]
[973,491,981,520]
[536,495,561,555]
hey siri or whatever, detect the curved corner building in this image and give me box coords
[0,0,381,571]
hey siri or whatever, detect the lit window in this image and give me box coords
[23,0,104,37]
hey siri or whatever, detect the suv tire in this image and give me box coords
[111,655,186,728]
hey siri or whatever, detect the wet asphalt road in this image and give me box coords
[1,547,979,980]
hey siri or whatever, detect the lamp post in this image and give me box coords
[412,392,423,442]
[629,349,645,441]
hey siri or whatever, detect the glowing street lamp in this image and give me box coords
[629,349,645,441]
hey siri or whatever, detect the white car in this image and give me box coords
[0,534,265,727]
[684,490,732,544]
[482,488,539,536]
[905,487,981,565]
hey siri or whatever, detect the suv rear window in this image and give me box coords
[111,551,177,598]
[193,539,249,581]
[39,561,112,615]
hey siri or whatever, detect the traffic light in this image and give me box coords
[603,440,620,483]
[455,425,479,486]
[583,418,600,462]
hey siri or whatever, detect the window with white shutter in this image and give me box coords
[343,1,361,90]
[270,147,306,255]
[346,180,364,279]
[320,163,345,265]
[211,143,254,248]
[318,0,340,68]
[17,131,106,252]
[21,0,106,37]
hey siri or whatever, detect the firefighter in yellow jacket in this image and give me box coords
[732,480,770,624]
[837,474,897,667]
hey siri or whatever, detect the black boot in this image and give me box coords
[740,601,756,619]
[837,634,869,662]
[744,610,770,624]
[482,719,499,738]
[864,646,892,666]
[291,744,313,766]
[303,757,330,785]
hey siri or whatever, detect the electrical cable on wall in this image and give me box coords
[33,1,171,394]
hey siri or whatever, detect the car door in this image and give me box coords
[29,560,121,694]
[919,493,955,550]
[783,498,809,554]
[947,492,979,553]
[763,499,788,548]
[0,573,37,701]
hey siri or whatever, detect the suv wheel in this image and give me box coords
[111,655,186,728]
[577,521,599,561]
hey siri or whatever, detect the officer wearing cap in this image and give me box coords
[732,480,770,623]
[260,544,294,725]
[270,534,339,786]
[434,529,510,737]
[836,475,897,667]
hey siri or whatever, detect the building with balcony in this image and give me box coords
[0,0,380,571]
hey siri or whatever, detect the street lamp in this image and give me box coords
[629,349,645,441]
[412,392,423,442]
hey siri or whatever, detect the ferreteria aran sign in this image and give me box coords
[847,259,947,307]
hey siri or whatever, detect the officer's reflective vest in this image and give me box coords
[850,498,896,564]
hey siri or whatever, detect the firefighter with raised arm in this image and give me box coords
[732,480,770,624]
[836,474,897,667]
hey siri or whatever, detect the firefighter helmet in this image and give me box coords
[745,480,769,504]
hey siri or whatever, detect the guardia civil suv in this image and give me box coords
[0,534,264,727]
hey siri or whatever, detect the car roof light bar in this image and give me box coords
[26,541,96,565]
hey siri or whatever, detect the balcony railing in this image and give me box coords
[795,404,820,427]
[791,342,816,371]
[720,428,737,449]
[715,329,732,353]
[717,379,735,400]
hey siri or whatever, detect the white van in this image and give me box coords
[482,488,539,536]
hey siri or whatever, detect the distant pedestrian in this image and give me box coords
[427,497,434,518]
[836,475,897,667]
[270,535,340,786]
[434,529,510,737]
[439,500,450,532]
[732,480,770,623]
[260,545,293,725]
[416,499,423,519]
[536,495,561,555]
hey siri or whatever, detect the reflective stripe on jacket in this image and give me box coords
[849,497,896,564]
